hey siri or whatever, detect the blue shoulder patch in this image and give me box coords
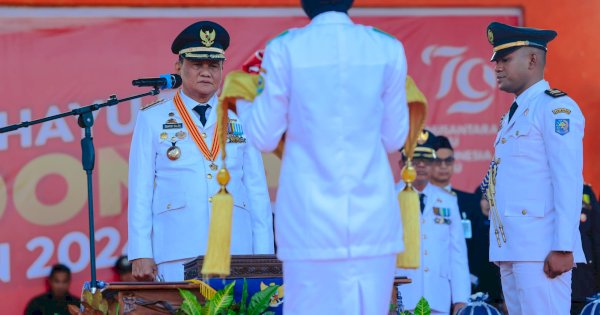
[555,119,570,135]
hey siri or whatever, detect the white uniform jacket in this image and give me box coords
[490,80,585,263]
[395,182,471,312]
[237,11,409,261]
[128,91,274,264]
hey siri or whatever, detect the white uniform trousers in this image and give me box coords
[157,258,193,282]
[283,254,396,315]
[499,262,571,315]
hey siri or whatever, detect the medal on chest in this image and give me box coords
[166,136,182,161]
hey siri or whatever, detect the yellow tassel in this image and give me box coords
[396,75,428,269]
[201,94,234,278]
[186,279,217,300]
[201,170,233,277]
[396,162,421,269]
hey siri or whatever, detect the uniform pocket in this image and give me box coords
[503,198,544,218]
[152,190,186,215]
[509,123,533,156]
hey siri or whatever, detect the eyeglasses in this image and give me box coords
[433,156,455,166]
[412,157,434,165]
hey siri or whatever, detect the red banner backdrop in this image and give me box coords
[0,8,519,313]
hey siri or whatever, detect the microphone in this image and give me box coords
[132,74,182,89]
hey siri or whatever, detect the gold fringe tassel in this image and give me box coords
[396,76,427,269]
[186,279,217,300]
[201,96,235,278]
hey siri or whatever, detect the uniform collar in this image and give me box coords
[310,11,353,26]
[514,79,549,106]
[177,89,218,129]
[501,79,549,132]
[178,89,218,109]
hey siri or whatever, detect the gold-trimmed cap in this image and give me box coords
[171,21,230,61]
[487,22,557,61]
[401,129,437,160]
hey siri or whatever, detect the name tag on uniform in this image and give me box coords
[461,212,472,239]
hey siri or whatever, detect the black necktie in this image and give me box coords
[508,101,518,122]
[419,193,426,213]
[193,104,211,126]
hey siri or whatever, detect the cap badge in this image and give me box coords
[487,29,494,45]
[417,130,429,145]
[200,29,216,47]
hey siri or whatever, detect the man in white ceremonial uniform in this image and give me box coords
[396,130,470,315]
[234,0,409,313]
[485,22,585,315]
[127,21,274,282]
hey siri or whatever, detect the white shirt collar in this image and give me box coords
[515,79,549,107]
[178,89,217,109]
[310,11,353,26]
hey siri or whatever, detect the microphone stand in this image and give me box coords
[0,86,161,290]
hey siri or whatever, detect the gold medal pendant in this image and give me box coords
[167,143,181,161]
[210,162,218,171]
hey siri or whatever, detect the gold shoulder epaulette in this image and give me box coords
[140,99,165,111]
[545,88,567,98]
[444,188,457,196]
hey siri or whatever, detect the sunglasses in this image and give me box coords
[433,157,455,166]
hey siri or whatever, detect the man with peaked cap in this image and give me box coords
[484,21,585,314]
[431,136,501,302]
[396,130,470,315]
[233,0,409,313]
[127,21,273,282]
[572,183,600,315]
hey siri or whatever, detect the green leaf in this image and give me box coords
[227,309,237,315]
[247,285,279,315]
[240,278,248,314]
[413,297,431,315]
[178,288,203,315]
[207,281,236,315]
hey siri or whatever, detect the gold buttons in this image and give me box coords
[516,130,520,136]
[424,250,428,256]
[495,158,501,164]
[521,209,527,215]
[202,132,207,138]
[501,138,507,144]
[424,267,429,272]
[207,174,213,179]
[166,203,171,209]
[208,197,212,203]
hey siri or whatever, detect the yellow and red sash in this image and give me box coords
[173,91,220,163]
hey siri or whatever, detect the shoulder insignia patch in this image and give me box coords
[372,27,396,39]
[552,108,571,115]
[545,88,567,98]
[140,98,165,111]
[267,30,290,45]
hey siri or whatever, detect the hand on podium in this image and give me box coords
[132,258,157,281]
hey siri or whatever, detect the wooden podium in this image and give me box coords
[93,282,206,315]
[83,255,410,314]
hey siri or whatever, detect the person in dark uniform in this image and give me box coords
[572,183,600,314]
[24,264,80,315]
[430,135,502,305]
